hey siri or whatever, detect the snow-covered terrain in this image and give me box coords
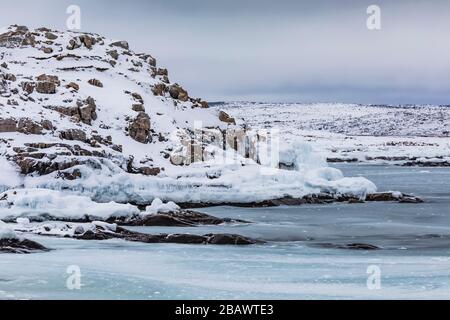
[219,102,450,166]
[0,25,377,213]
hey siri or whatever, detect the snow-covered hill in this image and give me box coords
[0,25,376,209]
[219,102,450,166]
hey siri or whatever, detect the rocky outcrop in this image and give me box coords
[176,192,424,208]
[66,82,79,91]
[0,118,17,132]
[365,192,423,203]
[21,81,35,94]
[48,96,97,125]
[0,25,35,48]
[123,210,249,227]
[17,118,45,135]
[78,226,260,245]
[0,118,50,134]
[110,41,129,50]
[11,220,260,246]
[312,242,380,250]
[77,96,97,124]
[169,84,189,102]
[0,238,48,254]
[128,112,151,143]
[132,104,145,112]
[35,74,60,94]
[88,78,103,87]
[44,32,58,40]
[219,110,236,124]
[59,129,87,142]
[137,166,160,176]
[152,83,167,96]
[79,35,96,49]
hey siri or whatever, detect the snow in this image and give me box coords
[0,188,139,221]
[145,198,180,215]
[12,220,118,237]
[0,220,18,239]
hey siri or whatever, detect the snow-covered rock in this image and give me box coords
[0,188,139,221]
[145,198,180,215]
[0,25,377,207]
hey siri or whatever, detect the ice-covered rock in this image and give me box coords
[145,198,180,215]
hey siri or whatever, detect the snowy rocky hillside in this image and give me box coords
[220,102,450,166]
[0,24,379,212]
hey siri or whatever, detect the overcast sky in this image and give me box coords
[2,0,450,104]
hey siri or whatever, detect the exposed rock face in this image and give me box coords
[79,35,96,49]
[110,40,129,50]
[45,32,58,40]
[129,112,151,143]
[124,210,249,227]
[107,50,119,60]
[66,38,81,50]
[88,78,103,87]
[365,192,423,203]
[0,118,17,132]
[49,96,97,125]
[66,82,79,91]
[0,118,50,134]
[42,47,53,54]
[0,25,35,48]
[77,226,260,245]
[219,110,236,124]
[169,84,189,102]
[21,81,35,94]
[138,166,160,176]
[152,83,167,96]
[312,243,380,250]
[4,73,16,82]
[132,104,145,112]
[17,118,44,135]
[36,81,56,94]
[60,129,87,141]
[78,96,98,124]
[35,74,60,94]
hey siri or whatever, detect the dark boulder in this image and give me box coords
[129,112,151,143]
[0,238,48,254]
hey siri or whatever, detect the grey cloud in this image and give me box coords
[1,0,449,104]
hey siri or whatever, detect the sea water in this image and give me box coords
[1,165,450,299]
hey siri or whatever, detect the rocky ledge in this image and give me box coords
[178,191,424,208]
[80,226,261,245]
[116,210,250,227]
[13,221,261,246]
[0,237,48,254]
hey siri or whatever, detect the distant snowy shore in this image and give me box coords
[218,102,450,166]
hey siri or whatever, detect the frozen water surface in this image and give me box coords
[1,165,450,299]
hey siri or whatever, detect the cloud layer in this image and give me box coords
[1,0,449,104]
